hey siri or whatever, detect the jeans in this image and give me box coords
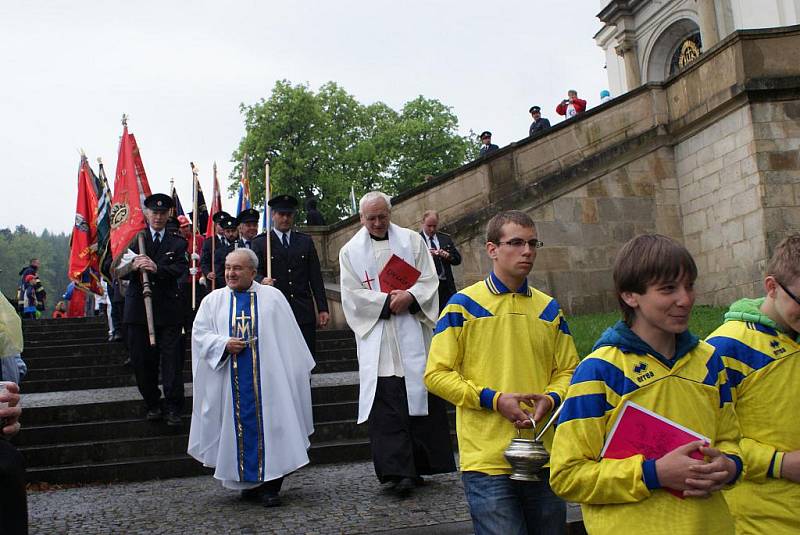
[462,471,566,535]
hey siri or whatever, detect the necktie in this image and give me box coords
[244,240,250,249]
[282,233,289,248]
[153,232,161,248]
[429,236,444,277]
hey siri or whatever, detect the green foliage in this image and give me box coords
[231,81,479,222]
[566,305,728,359]
[0,226,70,315]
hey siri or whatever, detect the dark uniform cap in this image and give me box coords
[220,216,238,230]
[268,194,299,213]
[212,211,232,224]
[236,208,260,225]
[529,106,541,113]
[144,193,174,211]
[480,131,492,139]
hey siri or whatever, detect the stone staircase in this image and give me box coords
[16,316,377,484]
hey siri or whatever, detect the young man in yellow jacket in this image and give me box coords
[549,234,742,535]
[706,234,800,534]
[425,210,579,535]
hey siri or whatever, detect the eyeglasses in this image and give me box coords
[777,280,800,307]
[495,238,544,249]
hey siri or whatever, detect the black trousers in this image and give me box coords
[110,300,125,339]
[126,324,184,413]
[0,439,28,534]
[298,322,316,356]
[368,376,456,483]
[438,283,456,314]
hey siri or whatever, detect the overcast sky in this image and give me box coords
[0,0,608,234]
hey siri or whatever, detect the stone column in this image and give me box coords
[615,39,642,90]
[697,0,720,49]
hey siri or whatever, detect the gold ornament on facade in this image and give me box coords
[678,39,700,68]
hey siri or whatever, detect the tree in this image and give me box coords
[231,81,478,222]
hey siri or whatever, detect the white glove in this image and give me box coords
[191,253,200,261]
[189,268,198,276]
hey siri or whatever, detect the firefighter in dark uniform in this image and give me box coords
[200,211,239,290]
[251,195,329,355]
[118,193,189,427]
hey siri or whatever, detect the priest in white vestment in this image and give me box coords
[189,248,314,507]
[339,191,456,495]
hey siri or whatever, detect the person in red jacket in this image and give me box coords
[556,89,587,119]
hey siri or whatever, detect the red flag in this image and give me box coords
[66,289,87,318]
[205,164,222,238]
[68,156,101,291]
[109,122,152,261]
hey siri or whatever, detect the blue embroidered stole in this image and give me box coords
[229,290,266,482]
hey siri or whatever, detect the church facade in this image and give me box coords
[313,21,800,325]
[596,0,800,95]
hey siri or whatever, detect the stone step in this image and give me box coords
[23,316,105,328]
[25,453,212,484]
[23,328,109,341]
[21,383,360,426]
[15,412,373,448]
[22,360,357,393]
[22,345,355,368]
[23,342,126,358]
[23,436,378,485]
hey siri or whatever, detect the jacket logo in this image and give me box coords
[770,339,786,356]
[634,362,654,383]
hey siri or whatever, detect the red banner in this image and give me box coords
[66,289,87,318]
[109,124,152,260]
[206,167,222,238]
[68,156,100,286]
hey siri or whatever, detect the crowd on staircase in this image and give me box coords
[4,185,800,535]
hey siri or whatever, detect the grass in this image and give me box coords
[565,305,728,358]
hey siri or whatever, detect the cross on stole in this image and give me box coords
[234,310,256,348]
[361,271,375,290]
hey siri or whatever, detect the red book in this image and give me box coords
[379,254,421,293]
[601,400,709,498]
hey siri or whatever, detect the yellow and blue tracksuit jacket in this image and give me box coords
[550,321,742,535]
[424,272,579,475]
[706,297,800,535]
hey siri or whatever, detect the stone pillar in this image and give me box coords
[615,39,642,90]
[697,0,720,49]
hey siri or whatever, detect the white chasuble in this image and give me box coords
[189,282,315,489]
[339,223,439,423]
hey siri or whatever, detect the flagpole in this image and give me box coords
[138,230,157,346]
[211,162,217,291]
[169,177,175,219]
[264,158,272,280]
[190,162,198,310]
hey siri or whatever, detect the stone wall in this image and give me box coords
[309,25,800,325]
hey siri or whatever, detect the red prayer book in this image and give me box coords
[379,254,421,293]
[601,400,710,498]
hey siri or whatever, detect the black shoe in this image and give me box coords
[122,358,132,367]
[413,476,426,487]
[241,486,263,503]
[112,334,124,342]
[261,493,282,507]
[146,408,163,421]
[165,412,182,427]
[394,477,415,496]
